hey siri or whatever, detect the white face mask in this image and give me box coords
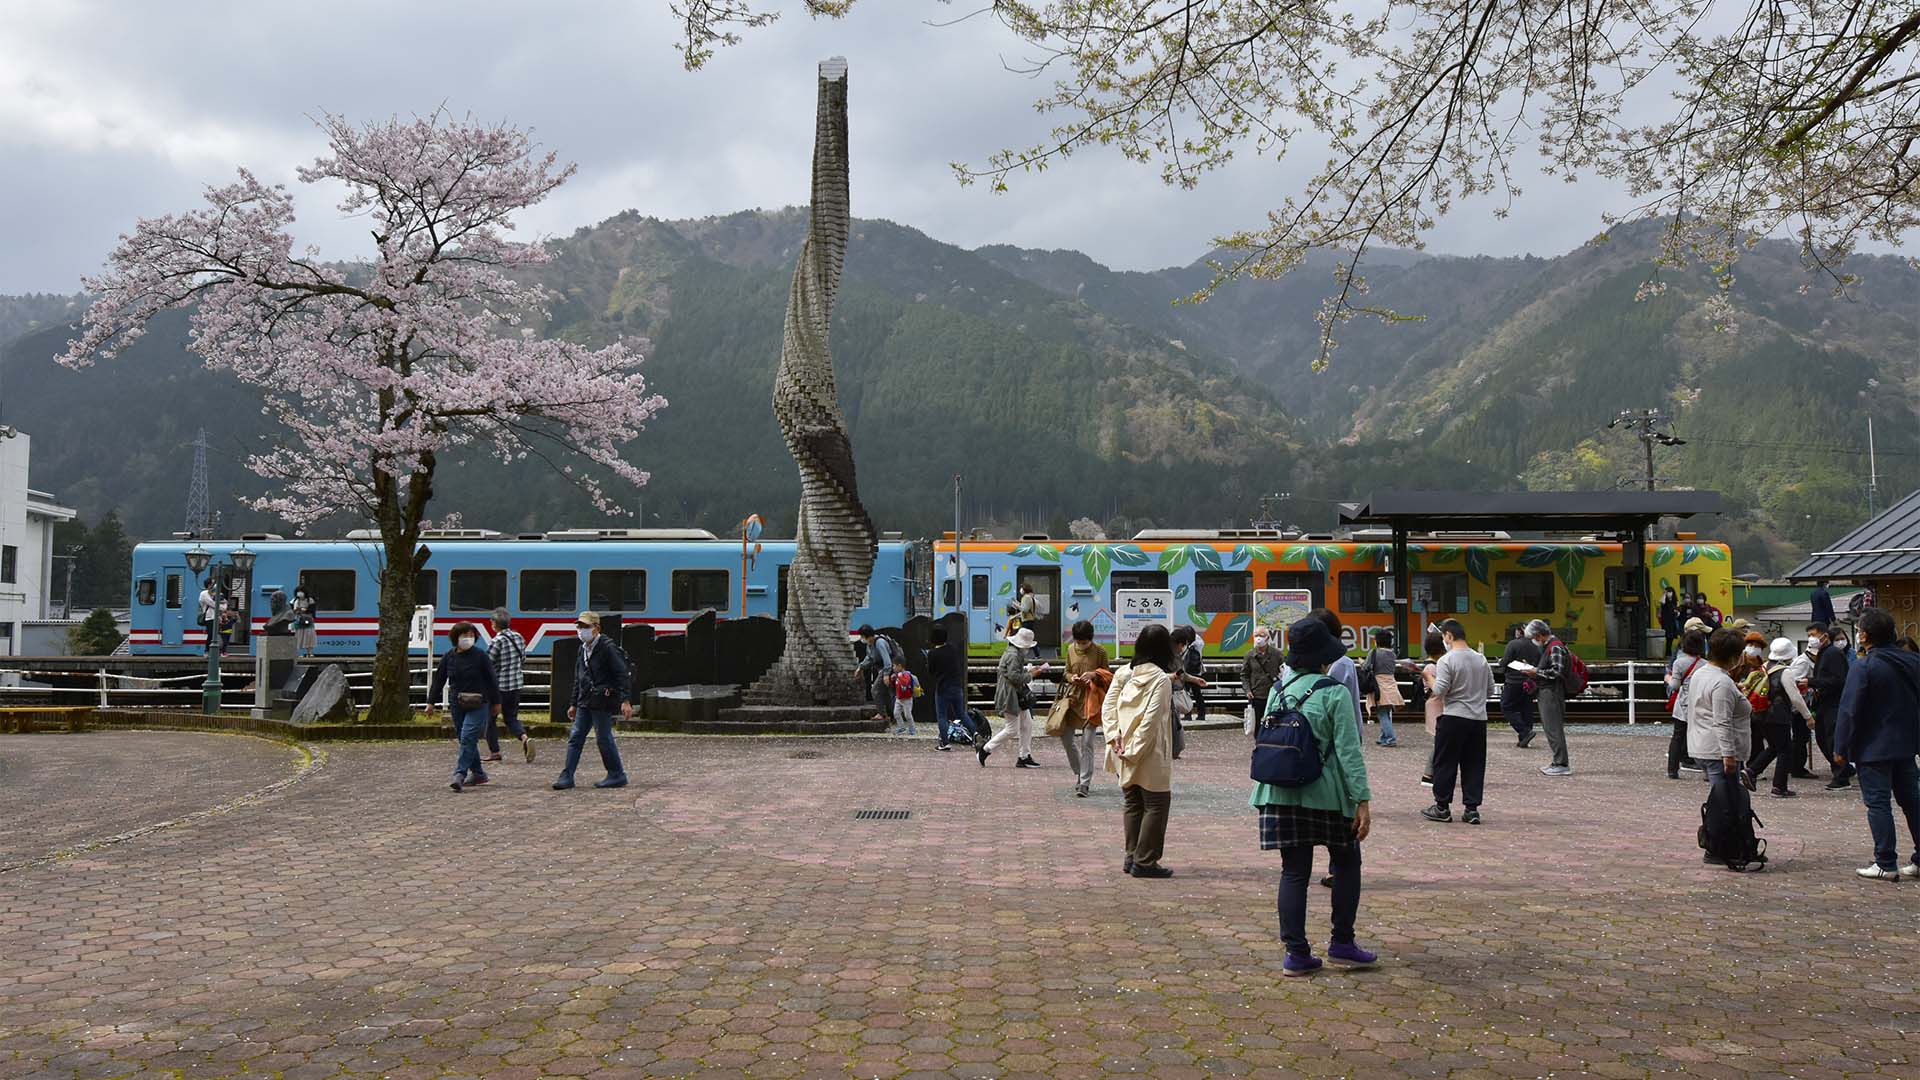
[577,627,594,643]
[456,636,475,651]
[1807,637,1823,653]
[1744,645,1763,660]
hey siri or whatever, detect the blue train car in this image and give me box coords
[127,529,922,656]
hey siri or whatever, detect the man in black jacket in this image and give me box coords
[553,611,632,790]
[1807,622,1854,790]
[927,626,969,749]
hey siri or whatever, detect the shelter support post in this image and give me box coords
[1392,526,1411,659]
[1631,524,1650,660]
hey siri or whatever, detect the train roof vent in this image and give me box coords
[344,529,379,540]
[517,532,547,540]
[1427,530,1513,541]
[1019,532,1050,541]
[421,528,502,539]
[543,528,721,541]
[1133,529,1226,540]
[239,533,285,541]
[1217,528,1285,539]
[1301,533,1335,541]
[881,530,904,540]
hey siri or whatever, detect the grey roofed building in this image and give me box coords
[1787,489,1920,582]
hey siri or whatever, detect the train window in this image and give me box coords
[970,574,990,609]
[1265,571,1325,609]
[415,569,438,607]
[165,574,183,609]
[1679,573,1700,601]
[520,569,577,613]
[449,569,506,612]
[942,578,957,607]
[1496,572,1556,613]
[0,545,14,584]
[588,569,647,612]
[1412,572,1470,614]
[671,569,730,612]
[300,570,356,612]
[1110,571,1169,608]
[137,579,157,606]
[1193,571,1252,612]
[1338,572,1390,614]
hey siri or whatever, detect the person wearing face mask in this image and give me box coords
[290,586,318,658]
[1806,622,1855,790]
[427,620,500,793]
[553,611,632,791]
[1241,627,1285,733]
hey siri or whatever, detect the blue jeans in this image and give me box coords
[1278,843,1361,955]
[1375,706,1397,745]
[452,704,489,783]
[934,684,967,744]
[1854,758,1920,872]
[560,707,626,784]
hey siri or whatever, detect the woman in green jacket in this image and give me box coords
[1253,617,1377,977]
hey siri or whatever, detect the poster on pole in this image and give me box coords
[1254,589,1313,640]
[1114,589,1175,653]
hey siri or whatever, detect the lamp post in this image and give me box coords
[185,543,255,714]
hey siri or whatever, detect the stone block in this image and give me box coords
[288,664,354,725]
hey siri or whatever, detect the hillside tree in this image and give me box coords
[61,112,667,722]
[675,0,1920,367]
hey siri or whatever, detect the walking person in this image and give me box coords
[196,581,219,654]
[888,661,920,736]
[854,625,900,724]
[927,625,970,749]
[1056,620,1112,797]
[1422,619,1492,825]
[482,608,534,764]
[1744,637,1803,798]
[1666,626,1708,778]
[980,627,1045,767]
[1832,609,1920,881]
[552,611,631,790]
[1241,626,1284,731]
[1359,629,1404,747]
[1807,622,1855,790]
[1787,631,1819,779]
[1686,629,1753,826]
[1170,625,1208,757]
[1102,623,1176,878]
[290,585,318,657]
[1254,616,1376,976]
[1417,631,1445,787]
[1499,625,1542,749]
[1659,586,1681,657]
[1529,620,1574,776]
[427,620,500,793]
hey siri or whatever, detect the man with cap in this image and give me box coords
[1527,620,1574,776]
[553,611,632,791]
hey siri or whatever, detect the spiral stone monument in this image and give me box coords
[746,57,878,709]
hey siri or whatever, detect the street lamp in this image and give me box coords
[184,544,255,714]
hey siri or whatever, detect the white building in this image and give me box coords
[0,429,77,655]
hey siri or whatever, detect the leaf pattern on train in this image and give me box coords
[1081,546,1112,590]
[1191,545,1225,572]
[1221,615,1253,652]
[1110,544,1150,567]
[1465,545,1506,586]
[1158,545,1190,573]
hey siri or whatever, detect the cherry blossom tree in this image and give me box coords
[61,112,666,722]
[676,0,1920,369]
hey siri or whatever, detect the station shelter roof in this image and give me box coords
[1787,489,1920,582]
[1338,490,1726,534]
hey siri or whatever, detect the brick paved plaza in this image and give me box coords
[2,725,1917,1079]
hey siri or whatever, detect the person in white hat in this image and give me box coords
[1744,637,1804,798]
[980,626,1047,767]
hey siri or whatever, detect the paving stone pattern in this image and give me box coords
[1,726,1917,1078]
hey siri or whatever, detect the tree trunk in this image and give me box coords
[366,528,419,723]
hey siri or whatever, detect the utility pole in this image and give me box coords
[1607,408,1686,491]
[1868,416,1879,518]
[184,428,211,537]
[952,473,963,614]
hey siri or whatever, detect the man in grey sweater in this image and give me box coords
[1423,618,1493,826]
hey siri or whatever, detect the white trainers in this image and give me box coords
[1856,865,1902,881]
[1900,863,1919,879]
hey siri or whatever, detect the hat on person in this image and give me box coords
[1682,616,1708,633]
[1008,627,1038,650]
[1743,630,1768,648]
[1285,617,1346,671]
[575,610,601,628]
[1728,617,1751,631]
[1767,636,1797,662]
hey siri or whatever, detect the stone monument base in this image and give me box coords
[710,704,888,736]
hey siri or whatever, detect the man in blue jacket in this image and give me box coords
[1833,609,1920,881]
[553,611,632,791]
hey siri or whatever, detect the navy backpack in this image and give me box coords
[1252,673,1336,787]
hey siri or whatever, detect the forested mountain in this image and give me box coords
[0,211,1912,575]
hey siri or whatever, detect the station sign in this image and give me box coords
[408,605,436,650]
[1114,589,1175,647]
[1254,589,1314,640]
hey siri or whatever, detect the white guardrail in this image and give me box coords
[0,667,556,710]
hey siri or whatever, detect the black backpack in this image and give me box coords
[1699,772,1767,872]
[1252,673,1335,787]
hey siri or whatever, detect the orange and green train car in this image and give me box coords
[931,533,1733,661]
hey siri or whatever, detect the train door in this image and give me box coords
[1017,567,1060,655]
[1604,566,1638,657]
[160,568,186,647]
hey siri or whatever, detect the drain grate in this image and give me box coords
[852,809,911,822]
[788,750,826,760]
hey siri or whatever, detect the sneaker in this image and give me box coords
[521,735,536,763]
[1825,777,1853,790]
[1420,804,1452,823]
[1540,765,1572,777]
[482,753,503,763]
[1769,789,1799,798]
[1900,864,1920,880]
[1318,875,1333,888]
[449,779,463,793]
[1420,776,1434,788]
[1015,756,1041,769]
[1282,953,1322,978]
[1463,809,1482,826]
[1376,740,1397,747]
[1739,768,1757,792]
[466,774,489,787]
[593,776,628,789]
[1668,772,1681,780]
[1679,762,1705,773]
[934,743,953,752]
[1518,732,1537,749]
[977,745,990,767]
[1129,863,1173,879]
[1074,783,1090,798]
[1326,942,1377,968]
[551,778,575,791]
[1857,864,1902,881]
[1122,858,1134,875]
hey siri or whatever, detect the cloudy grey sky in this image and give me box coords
[0,0,1664,294]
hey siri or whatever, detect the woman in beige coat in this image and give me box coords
[1103,623,1178,879]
